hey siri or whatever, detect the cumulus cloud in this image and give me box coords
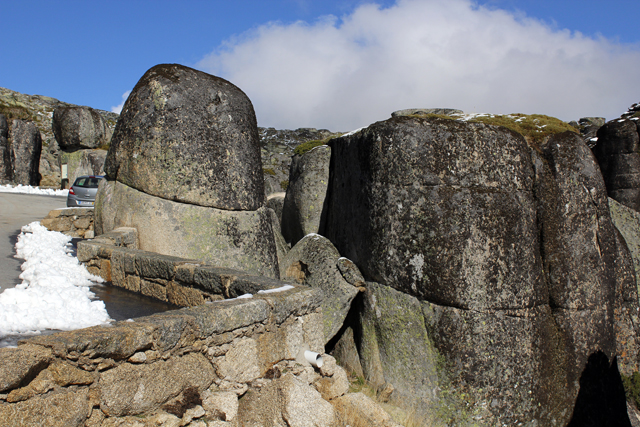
[111,90,131,114]
[197,0,640,131]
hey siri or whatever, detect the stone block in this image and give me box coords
[214,338,260,383]
[140,278,168,302]
[100,353,215,417]
[180,298,270,338]
[0,344,52,393]
[0,389,89,427]
[136,253,181,281]
[23,323,155,360]
[167,281,205,307]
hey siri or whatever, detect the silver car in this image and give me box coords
[66,176,104,207]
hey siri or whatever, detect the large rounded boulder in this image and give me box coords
[323,117,637,425]
[53,106,112,150]
[325,116,541,310]
[96,64,278,278]
[104,63,264,210]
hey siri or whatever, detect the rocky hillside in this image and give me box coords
[0,87,342,191]
[0,87,118,187]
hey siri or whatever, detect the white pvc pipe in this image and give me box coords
[304,350,324,368]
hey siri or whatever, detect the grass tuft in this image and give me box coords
[467,113,578,145]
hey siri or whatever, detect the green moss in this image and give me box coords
[262,167,276,176]
[0,103,36,121]
[294,133,344,156]
[280,180,289,190]
[468,113,578,145]
[294,140,325,155]
[622,371,640,409]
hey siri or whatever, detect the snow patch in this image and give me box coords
[258,285,295,294]
[0,222,111,338]
[0,184,68,197]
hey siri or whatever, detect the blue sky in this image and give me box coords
[2,0,639,130]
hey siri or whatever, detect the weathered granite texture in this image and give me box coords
[0,275,329,426]
[60,149,106,189]
[593,118,640,211]
[104,63,263,210]
[10,119,42,186]
[323,117,639,425]
[97,64,279,279]
[95,180,279,278]
[281,145,331,245]
[610,197,640,293]
[280,234,360,343]
[52,106,112,150]
[0,114,10,183]
[41,208,95,238]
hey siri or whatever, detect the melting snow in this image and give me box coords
[0,184,68,197]
[258,285,295,294]
[0,222,111,340]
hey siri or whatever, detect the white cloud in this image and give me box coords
[111,90,131,114]
[198,0,640,131]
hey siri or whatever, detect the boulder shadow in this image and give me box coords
[568,351,631,427]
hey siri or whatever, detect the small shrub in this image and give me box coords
[263,167,276,176]
[280,180,289,190]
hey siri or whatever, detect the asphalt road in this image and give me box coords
[0,192,67,292]
[0,192,175,327]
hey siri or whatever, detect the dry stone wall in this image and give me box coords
[0,262,327,426]
[41,207,95,238]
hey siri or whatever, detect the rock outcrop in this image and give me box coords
[96,64,279,278]
[52,106,112,150]
[0,86,117,187]
[9,119,42,186]
[592,118,640,211]
[281,144,331,245]
[323,116,639,425]
[280,234,359,343]
[260,127,342,197]
[0,114,11,183]
[59,149,106,186]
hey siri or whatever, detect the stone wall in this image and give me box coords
[0,264,329,426]
[41,207,95,239]
[77,228,292,308]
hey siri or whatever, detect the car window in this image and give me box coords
[73,177,103,188]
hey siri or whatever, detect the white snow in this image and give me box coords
[258,285,295,294]
[0,222,111,340]
[0,184,68,197]
[341,126,367,137]
[206,293,254,303]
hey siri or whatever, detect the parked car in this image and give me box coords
[66,176,104,207]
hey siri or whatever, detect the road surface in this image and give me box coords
[0,192,174,326]
[0,192,67,292]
